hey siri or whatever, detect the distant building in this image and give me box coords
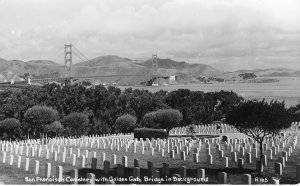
[169,75,177,81]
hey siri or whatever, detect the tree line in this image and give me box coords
[0,83,248,140]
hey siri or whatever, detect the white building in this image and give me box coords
[169,75,177,81]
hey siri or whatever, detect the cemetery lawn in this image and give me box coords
[0,133,299,184]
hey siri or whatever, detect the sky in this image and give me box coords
[0,0,300,71]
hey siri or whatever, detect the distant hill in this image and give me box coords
[139,58,221,77]
[232,68,300,77]
[1,55,297,85]
[0,58,64,81]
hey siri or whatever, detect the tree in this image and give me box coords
[0,118,22,140]
[225,100,293,175]
[114,114,137,133]
[141,109,183,134]
[61,112,89,137]
[294,110,300,122]
[186,124,197,139]
[24,106,59,138]
[45,121,63,137]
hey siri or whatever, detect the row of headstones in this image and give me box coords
[170,122,299,135]
[170,124,237,135]
[0,133,132,147]
[0,143,298,184]
[218,163,300,184]
[1,150,207,184]
[0,151,63,180]
[0,132,295,163]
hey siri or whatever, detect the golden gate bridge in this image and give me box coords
[0,44,161,87]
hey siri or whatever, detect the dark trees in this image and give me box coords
[0,118,22,140]
[225,100,293,175]
[61,112,89,137]
[114,114,137,133]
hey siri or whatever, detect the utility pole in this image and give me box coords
[152,54,158,85]
[64,44,72,78]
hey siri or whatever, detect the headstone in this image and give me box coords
[25,158,30,171]
[282,151,288,162]
[17,156,21,168]
[9,154,13,165]
[2,152,6,163]
[147,161,154,173]
[53,151,58,161]
[62,152,66,163]
[275,162,282,175]
[238,158,244,169]
[122,156,128,167]
[223,157,228,167]
[35,160,39,175]
[246,152,252,164]
[262,155,267,166]
[81,155,86,168]
[56,166,63,181]
[133,167,140,178]
[104,160,110,174]
[207,154,213,165]
[91,158,97,169]
[231,151,237,162]
[218,172,227,184]
[45,162,51,178]
[278,156,285,167]
[241,174,251,184]
[267,149,273,160]
[134,159,140,167]
[197,168,205,179]
[179,166,186,177]
[72,154,76,166]
[46,149,50,159]
[111,154,117,164]
[193,153,199,163]
[170,150,175,158]
[219,150,224,158]
[102,152,106,162]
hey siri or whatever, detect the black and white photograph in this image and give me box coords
[0,0,300,184]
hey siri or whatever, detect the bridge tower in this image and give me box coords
[152,54,158,85]
[64,44,72,78]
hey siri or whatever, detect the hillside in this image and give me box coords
[232,68,300,77]
[139,58,221,77]
[0,59,64,81]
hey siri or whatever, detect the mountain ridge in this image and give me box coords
[0,55,299,84]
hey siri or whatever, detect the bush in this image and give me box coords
[0,118,22,140]
[24,105,59,137]
[141,109,183,133]
[133,128,168,140]
[114,114,136,133]
[61,112,89,137]
[45,121,63,137]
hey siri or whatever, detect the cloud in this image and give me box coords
[0,0,299,70]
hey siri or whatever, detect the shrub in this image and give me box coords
[141,109,183,133]
[61,112,89,137]
[45,121,63,137]
[24,105,59,137]
[0,118,22,140]
[114,114,136,133]
[133,128,168,140]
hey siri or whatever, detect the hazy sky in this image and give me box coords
[0,0,300,71]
